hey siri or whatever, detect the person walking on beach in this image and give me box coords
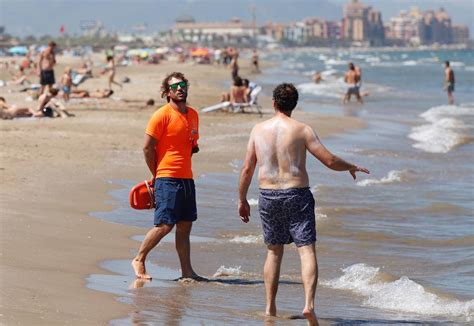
[444,61,455,105]
[38,41,57,95]
[342,62,363,104]
[251,49,260,73]
[238,83,369,325]
[104,55,122,90]
[132,72,202,281]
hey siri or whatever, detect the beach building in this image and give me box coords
[341,0,385,46]
[171,16,256,45]
[387,8,423,45]
[452,25,470,44]
[418,8,453,44]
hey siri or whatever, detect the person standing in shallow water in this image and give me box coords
[132,72,203,281]
[444,61,455,105]
[238,83,369,325]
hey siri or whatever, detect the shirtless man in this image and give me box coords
[342,62,363,104]
[238,83,369,325]
[444,61,455,105]
[35,87,74,118]
[38,41,57,95]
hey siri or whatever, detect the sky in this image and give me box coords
[1,0,473,38]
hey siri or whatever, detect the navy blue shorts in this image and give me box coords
[258,187,316,247]
[154,178,197,226]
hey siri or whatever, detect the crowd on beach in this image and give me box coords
[0,43,265,120]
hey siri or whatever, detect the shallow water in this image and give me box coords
[89,49,474,324]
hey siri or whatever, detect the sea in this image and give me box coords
[88,48,474,325]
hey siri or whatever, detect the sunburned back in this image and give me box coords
[254,117,308,189]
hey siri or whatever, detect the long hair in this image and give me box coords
[160,72,189,102]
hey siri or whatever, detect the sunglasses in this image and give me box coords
[169,81,187,90]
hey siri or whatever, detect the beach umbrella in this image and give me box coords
[190,48,210,57]
[8,46,28,56]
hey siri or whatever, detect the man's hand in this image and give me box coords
[349,166,370,180]
[238,199,250,223]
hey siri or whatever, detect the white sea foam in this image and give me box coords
[297,80,347,99]
[325,58,347,66]
[322,263,474,320]
[403,60,418,66]
[409,105,473,153]
[213,265,242,277]
[229,234,263,244]
[356,170,404,187]
[248,198,259,206]
[449,61,465,67]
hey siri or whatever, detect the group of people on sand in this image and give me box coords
[220,76,258,109]
[131,71,369,325]
[1,41,125,120]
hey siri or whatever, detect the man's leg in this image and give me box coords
[175,221,199,278]
[264,244,284,316]
[448,91,454,105]
[132,224,174,279]
[297,243,318,326]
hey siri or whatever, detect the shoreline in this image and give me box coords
[0,60,366,324]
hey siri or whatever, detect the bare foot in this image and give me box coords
[131,260,152,279]
[302,308,318,326]
[265,305,276,317]
[130,278,150,289]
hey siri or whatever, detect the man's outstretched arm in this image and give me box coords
[304,125,369,179]
[238,128,257,223]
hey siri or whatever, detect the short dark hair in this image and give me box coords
[50,87,59,96]
[242,78,249,87]
[48,41,57,47]
[349,62,355,70]
[445,61,450,66]
[106,55,113,62]
[272,83,298,112]
[161,72,189,102]
[0,96,5,102]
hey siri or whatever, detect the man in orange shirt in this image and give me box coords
[132,72,202,280]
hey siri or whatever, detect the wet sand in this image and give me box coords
[0,56,365,324]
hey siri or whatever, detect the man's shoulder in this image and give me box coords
[150,104,171,119]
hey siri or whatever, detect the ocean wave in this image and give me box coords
[322,263,474,320]
[229,234,263,244]
[356,170,404,187]
[409,104,473,153]
[298,80,346,99]
[213,265,243,277]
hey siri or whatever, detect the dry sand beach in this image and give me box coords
[1,57,364,324]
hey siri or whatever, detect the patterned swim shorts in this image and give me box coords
[258,187,316,247]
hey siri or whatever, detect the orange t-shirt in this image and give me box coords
[146,104,199,179]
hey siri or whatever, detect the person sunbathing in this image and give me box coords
[70,89,114,99]
[0,97,35,119]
